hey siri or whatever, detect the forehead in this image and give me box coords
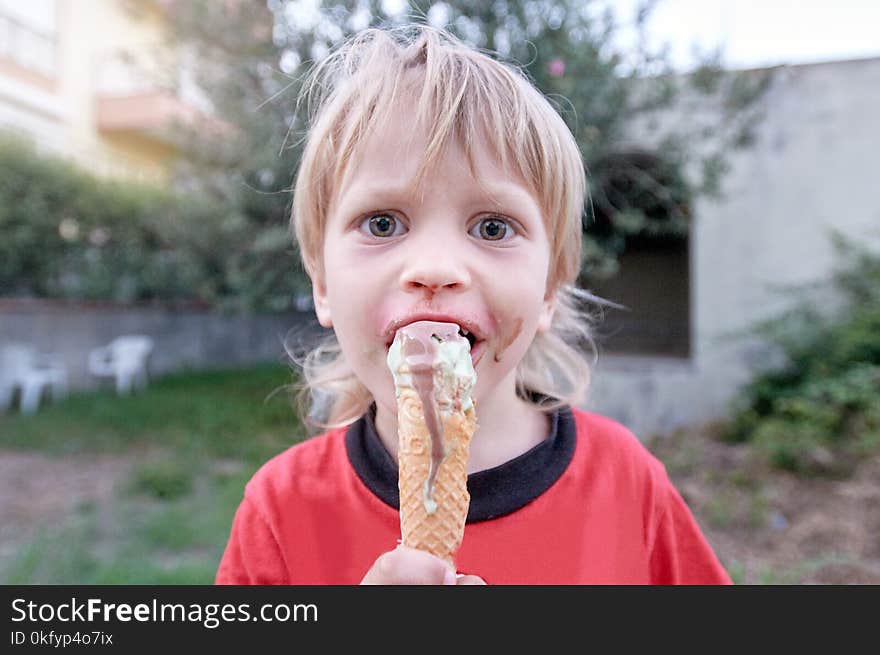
[334,106,537,212]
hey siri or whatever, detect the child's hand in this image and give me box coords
[454,574,486,585]
[360,545,485,585]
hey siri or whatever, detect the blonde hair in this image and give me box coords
[288,24,607,432]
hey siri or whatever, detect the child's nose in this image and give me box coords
[399,248,471,294]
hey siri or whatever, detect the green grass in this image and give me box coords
[723,555,859,585]
[0,363,305,462]
[0,364,308,584]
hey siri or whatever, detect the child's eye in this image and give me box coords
[358,213,407,238]
[469,216,514,242]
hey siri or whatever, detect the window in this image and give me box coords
[582,149,691,357]
[0,0,57,79]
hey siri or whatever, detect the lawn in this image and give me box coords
[0,364,307,584]
[4,363,877,584]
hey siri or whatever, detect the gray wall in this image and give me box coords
[583,57,880,438]
[0,298,327,392]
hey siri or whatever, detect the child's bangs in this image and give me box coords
[326,28,566,223]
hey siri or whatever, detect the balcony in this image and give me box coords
[96,90,197,137]
[93,52,220,143]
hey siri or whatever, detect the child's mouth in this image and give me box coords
[458,326,477,349]
[385,325,487,367]
[467,338,487,367]
[458,327,487,367]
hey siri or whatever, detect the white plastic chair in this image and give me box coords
[0,343,68,415]
[88,335,154,395]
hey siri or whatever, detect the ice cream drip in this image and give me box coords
[388,321,475,513]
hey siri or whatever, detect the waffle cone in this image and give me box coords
[397,386,476,567]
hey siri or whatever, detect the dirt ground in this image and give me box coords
[647,426,880,584]
[0,451,134,576]
[1,428,878,584]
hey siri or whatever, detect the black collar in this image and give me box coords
[344,403,576,522]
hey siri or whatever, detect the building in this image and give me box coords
[584,57,880,438]
[0,0,205,182]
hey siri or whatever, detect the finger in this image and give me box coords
[455,574,487,585]
[361,546,456,585]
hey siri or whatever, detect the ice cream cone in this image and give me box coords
[397,386,476,566]
[387,320,477,568]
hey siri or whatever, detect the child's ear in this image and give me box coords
[536,290,556,334]
[311,275,333,328]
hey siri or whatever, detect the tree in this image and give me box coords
[158,0,769,311]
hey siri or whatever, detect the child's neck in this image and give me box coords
[373,380,550,474]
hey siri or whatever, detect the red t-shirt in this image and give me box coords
[216,406,731,584]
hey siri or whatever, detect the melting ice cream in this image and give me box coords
[387,320,476,513]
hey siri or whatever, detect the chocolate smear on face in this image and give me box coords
[493,317,524,363]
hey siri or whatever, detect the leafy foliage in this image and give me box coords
[724,232,880,476]
[0,132,284,309]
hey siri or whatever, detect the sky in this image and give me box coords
[611,0,880,71]
[371,0,880,71]
[10,0,875,72]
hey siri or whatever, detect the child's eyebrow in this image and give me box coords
[471,183,539,211]
[339,180,539,215]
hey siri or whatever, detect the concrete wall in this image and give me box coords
[583,57,880,438]
[0,298,325,393]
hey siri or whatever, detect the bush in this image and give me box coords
[724,231,880,476]
[0,132,277,309]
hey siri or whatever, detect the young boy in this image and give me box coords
[216,25,731,585]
